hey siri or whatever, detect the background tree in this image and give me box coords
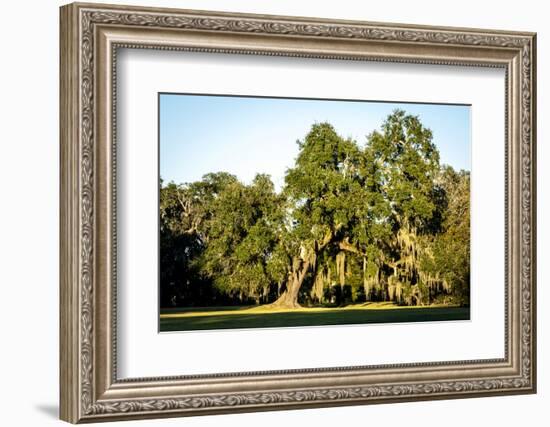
[159,172,243,306]
[159,180,207,307]
[420,166,471,305]
[199,174,285,304]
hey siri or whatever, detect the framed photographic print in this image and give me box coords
[60,2,537,423]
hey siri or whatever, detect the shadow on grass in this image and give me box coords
[160,306,470,332]
[160,305,255,315]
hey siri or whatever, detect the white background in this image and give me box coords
[0,0,546,426]
[117,50,504,378]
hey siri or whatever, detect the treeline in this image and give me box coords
[160,110,470,309]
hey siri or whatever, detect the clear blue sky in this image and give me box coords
[160,94,470,191]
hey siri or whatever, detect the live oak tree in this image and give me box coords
[160,110,470,309]
[270,122,393,308]
[365,110,442,305]
[269,123,365,308]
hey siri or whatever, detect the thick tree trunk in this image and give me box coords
[270,259,310,309]
[270,232,332,309]
[271,278,302,309]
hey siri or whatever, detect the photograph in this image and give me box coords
[159,94,471,332]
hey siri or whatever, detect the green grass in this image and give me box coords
[159,304,470,332]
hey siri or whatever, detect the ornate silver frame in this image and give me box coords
[60,2,537,423]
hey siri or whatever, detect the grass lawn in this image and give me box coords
[159,303,470,332]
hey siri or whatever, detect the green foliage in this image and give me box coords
[367,109,440,226]
[159,110,470,309]
[197,173,285,303]
[420,167,471,305]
